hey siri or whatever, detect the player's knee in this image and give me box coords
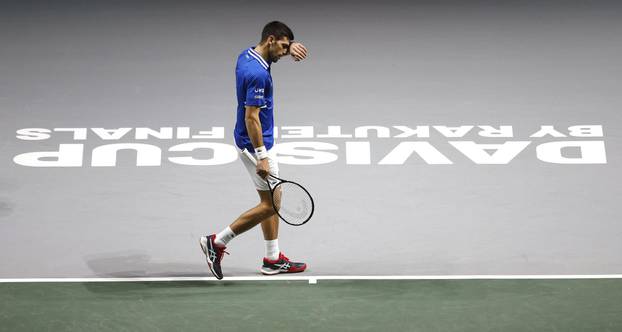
[258,202,276,217]
[265,205,277,217]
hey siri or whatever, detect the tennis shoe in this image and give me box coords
[260,252,307,275]
[199,234,228,280]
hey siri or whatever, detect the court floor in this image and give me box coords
[3,279,622,331]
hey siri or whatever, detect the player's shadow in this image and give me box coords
[84,250,251,278]
[83,251,254,294]
[0,200,13,218]
[84,251,205,278]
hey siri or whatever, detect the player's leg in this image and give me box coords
[229,191,274,235]
[200,194,274,280]
[227,148,280,238]
[210,149,276,242]
[251,153,284,261]
[199,150,277,279]
[256,185,306,275]
[260,192,280,260]
[260,194,279,237]
[229,190,281,260]
[260,182,280,241]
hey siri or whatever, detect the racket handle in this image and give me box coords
[241,149,258,166]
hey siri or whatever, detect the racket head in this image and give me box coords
[242,149,315,226]
[268,176,314,226]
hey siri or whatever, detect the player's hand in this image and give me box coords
[290,42,308,61]
[256,158,270,179]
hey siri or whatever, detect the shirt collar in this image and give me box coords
[248,47,270,70]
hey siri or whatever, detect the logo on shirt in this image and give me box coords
[255,88,264,93]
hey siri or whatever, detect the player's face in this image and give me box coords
[268,37,291,63]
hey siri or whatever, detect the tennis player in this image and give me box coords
[200,21,308,280]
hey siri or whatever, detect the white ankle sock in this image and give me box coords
[214,227,235,246]
[265,239,279,260]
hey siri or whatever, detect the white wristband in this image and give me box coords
[254,146,268,160]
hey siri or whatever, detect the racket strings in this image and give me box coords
[273,182,313,224]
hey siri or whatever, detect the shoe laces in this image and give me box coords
[215,246,230,261]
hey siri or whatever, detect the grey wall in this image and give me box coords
[1,0,621,277]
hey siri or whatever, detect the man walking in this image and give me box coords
[200,21,309,280]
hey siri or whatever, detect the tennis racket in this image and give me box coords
[241,149,315,226]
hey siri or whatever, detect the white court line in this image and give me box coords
[1,275,622,283]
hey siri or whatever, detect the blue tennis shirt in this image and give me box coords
[234,47,274,151]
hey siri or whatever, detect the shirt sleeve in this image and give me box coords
[244,72,268,107]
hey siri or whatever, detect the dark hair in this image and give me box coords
[261,21,294,43]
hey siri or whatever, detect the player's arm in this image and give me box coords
[245,105,270,179]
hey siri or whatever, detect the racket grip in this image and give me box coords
[241,149,258,166]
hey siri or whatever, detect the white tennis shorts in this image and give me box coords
[239,148,280,191]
